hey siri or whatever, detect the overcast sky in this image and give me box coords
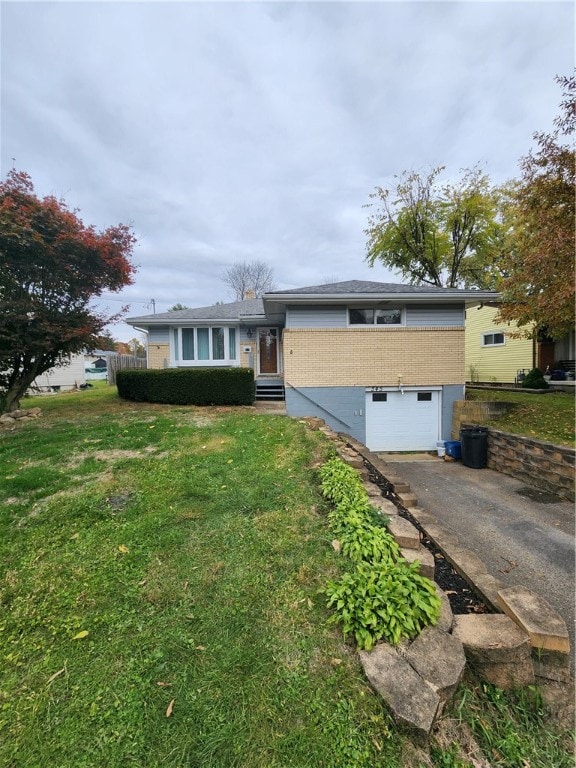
[1,0,573,342]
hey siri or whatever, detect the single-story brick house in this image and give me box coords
[127,280,498,451]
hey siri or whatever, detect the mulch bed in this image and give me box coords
[366,463,491,616]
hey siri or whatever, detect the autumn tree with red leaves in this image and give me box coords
[497,74,575,339]
[0,170,136,412]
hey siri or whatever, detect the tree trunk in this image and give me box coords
[2,384,25,413]
[1,368,40,414]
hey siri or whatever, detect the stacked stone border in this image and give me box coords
[484,428,574,503]
[0,407,42,428]
[307,418,573,742]
[452,400,575,502]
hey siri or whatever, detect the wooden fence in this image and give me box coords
[108,354,147,385]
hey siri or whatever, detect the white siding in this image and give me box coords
[405,304,464,327]
[148,326,170,344]
[286,305,347,328]
[32,354,86,390]
[286,304,463,328]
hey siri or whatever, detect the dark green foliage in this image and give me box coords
[521,368,550,390]
[116,367,255,405]
[319,456,441,649]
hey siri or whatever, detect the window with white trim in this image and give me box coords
[348,307,402,325]
[173,327,237,363]
[482,332,505,347]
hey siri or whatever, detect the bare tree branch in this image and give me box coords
[221,260,276,301]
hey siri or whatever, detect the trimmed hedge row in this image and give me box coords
[116,367,255,406]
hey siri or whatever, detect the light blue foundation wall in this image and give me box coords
[285,386,366,443]
[287,383,464,448]
[441,385,465,441]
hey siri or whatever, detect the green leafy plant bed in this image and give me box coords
[319,457,441,649]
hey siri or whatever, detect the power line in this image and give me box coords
[95,295,162,310]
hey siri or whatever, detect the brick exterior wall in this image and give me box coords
[148,344,169,369]
[282,327,465,387]
[239,342,255,369]
[147,343,255,371]
[486,429,575,502]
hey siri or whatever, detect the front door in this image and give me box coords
[258,328,279,375]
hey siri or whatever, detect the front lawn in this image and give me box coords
[0,386,403,768]
[466,388,575,447]
[1,385,572,767]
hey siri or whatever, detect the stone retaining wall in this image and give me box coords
[486,429,575,503]
[304,418,573,741]
[451,400,575,503]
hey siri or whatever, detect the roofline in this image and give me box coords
[125,316,265,326]
[263,290,500,305]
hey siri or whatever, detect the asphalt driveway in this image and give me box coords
[381,455,575,654]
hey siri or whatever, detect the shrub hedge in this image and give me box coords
[521,367,550,390]
[116,367,255,406]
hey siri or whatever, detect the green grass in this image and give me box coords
[449,682,575,768]
[1,385,573,768]
[1,386,402,768]
[467,388,575,447]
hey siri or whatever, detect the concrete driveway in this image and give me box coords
[380,455,575,654]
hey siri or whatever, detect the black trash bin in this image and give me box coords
[460,426,488,469]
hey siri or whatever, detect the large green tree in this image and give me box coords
[365,165,503,288]
[0,170,136,412]
[497,74,575,339]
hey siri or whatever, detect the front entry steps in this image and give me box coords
[255,382,285,401]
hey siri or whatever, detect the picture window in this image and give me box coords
[349,308,402,326]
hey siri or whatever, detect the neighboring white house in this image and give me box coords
[31,353,86,392]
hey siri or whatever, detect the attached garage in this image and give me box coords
[365,388,441,452]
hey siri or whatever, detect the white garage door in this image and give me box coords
[365,389,440,451]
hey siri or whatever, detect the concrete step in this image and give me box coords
[387,516,421,550]
[364,481,383,498]
[360,644,440,743]
[396,492,419,509]
[370,497,399,517]
[400,546,435,580]
[453,614,535,689]
[496,585,571,654]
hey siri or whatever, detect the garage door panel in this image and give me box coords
[365,390,440,451]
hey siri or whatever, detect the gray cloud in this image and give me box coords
[1,1,573,340]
